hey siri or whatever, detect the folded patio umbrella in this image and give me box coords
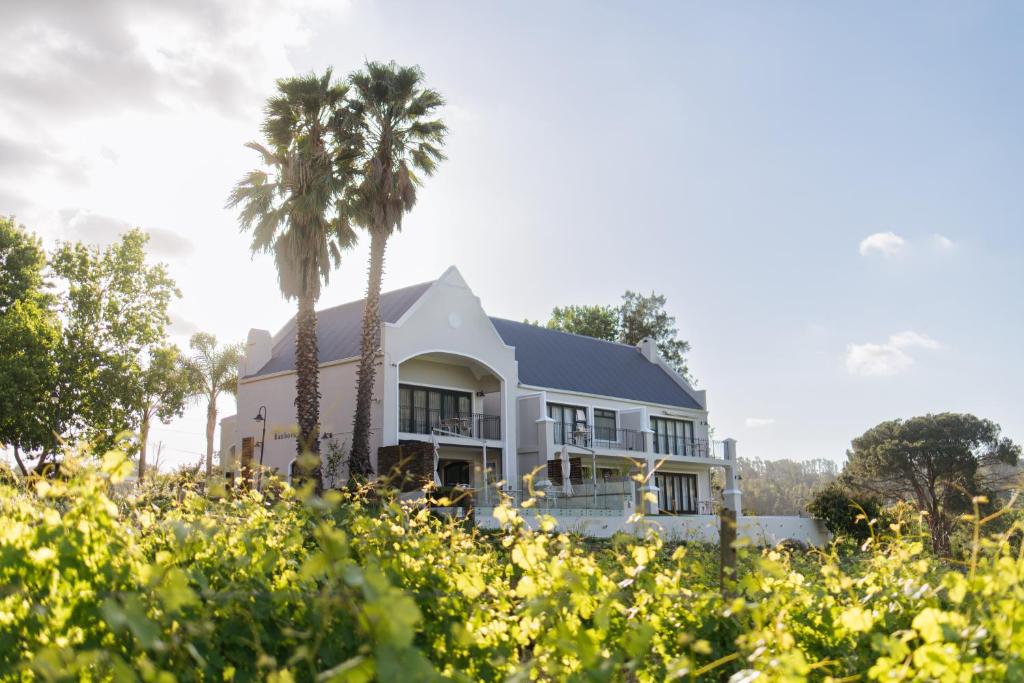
[431,432,442,486]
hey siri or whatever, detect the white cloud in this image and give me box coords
[845,331,941,377]
[889,330,941,350]
[744,418,776,428]
[61,209,194,257]
[932,234,956,251]
[859,231,906,258]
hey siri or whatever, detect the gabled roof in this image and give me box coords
[248,280,434,377]
[489,318,702,410]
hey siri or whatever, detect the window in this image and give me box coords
[593,409,617,443]
[548,403,587,445]
[655,472,699,514]
[399,385,472,434]
[650,417,695,456]
[440,460,471,486]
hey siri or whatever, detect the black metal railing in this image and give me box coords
[652,436,721,459]
[554,423,645,452]
[399,407,501,440]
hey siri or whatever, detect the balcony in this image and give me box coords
[651,436,725,460]
[400,407,501,441]
[553,422,645,452]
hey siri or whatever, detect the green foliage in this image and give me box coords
[544,290,694,382]
[546,304,619,341]
[49,229,182,456]
[227,68,359,303]
[0,218,60,463]
[807,481,883,543]
[6,453,1024,681]
[840,413,1021,555]
[186,333,244,476]
[739,457,838,515]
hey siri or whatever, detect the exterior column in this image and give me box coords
[641,427,659,515]
[500,379,518,492]
[534,416,555,488]
[721,438,742,515]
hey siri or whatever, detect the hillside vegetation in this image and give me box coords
[2,453,1024,682]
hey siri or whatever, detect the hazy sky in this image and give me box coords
[2,1,1022,470]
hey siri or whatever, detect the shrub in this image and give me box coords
[807,481,883,543]
[3,449,1024,680]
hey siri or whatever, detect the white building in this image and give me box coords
[220,265,750,520]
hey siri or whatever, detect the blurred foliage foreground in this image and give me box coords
[2,452,1024,682]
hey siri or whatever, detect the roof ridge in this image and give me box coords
[489,317,641,352]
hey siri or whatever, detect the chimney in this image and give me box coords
[638,337,658,363]
[244,328,272,376]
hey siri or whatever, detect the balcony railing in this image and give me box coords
[399,407,501,440]
[554,422,645,452]
[652,437,724,459]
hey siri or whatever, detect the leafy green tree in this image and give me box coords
[543,291,694,381]
[839,413,1021,555]
[186,333,243,477]
[806,481,882,544]
[49,229,181,464]
[546,304,619,340]
[347,61,447,480]
[0,218,60,475]
[228,69,359,485]
[135,346,197,479]
[618,291,691,380]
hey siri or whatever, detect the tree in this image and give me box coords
[546,305,619,341]
[807,481,882,544]
[839,413,1021,556]
[543,290,694,382]
[738,457,838,515]
[135,346,197,479]
[49,230,181,463]
[187,333,243,477]
[228,69,358,486]
[347,61,446,480]
[0,218,60,475]
[618,291,691,380]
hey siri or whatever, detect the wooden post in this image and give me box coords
[720,508,737,593]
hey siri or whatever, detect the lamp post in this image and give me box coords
[253,406,267,490]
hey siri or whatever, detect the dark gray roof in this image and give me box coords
[489,318,702,409]
[248,280,434,377]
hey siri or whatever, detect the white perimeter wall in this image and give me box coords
[477,511,831,547]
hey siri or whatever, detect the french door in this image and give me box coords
[655,472,699,514]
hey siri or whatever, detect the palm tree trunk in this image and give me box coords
[139,414,149,481]
[349,230,386,481]
[205,397,216,477]
[295,287,322,488]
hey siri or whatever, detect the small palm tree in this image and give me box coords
[187,333,243,477]
[347,61,447,480]
[227,69,359,486]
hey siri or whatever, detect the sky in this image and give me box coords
[2,1,1022,471]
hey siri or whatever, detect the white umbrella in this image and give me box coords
[431,432,442,486]
[560,444,573,497]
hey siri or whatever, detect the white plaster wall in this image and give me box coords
[218,415,238,471]
[399,358,499,395]
[234,358,381,477]
[476,511,831,547]
[384,268,520,484]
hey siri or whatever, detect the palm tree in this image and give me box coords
[347,61,447,480]
[227,69,359,486]
[187,332,243,477]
